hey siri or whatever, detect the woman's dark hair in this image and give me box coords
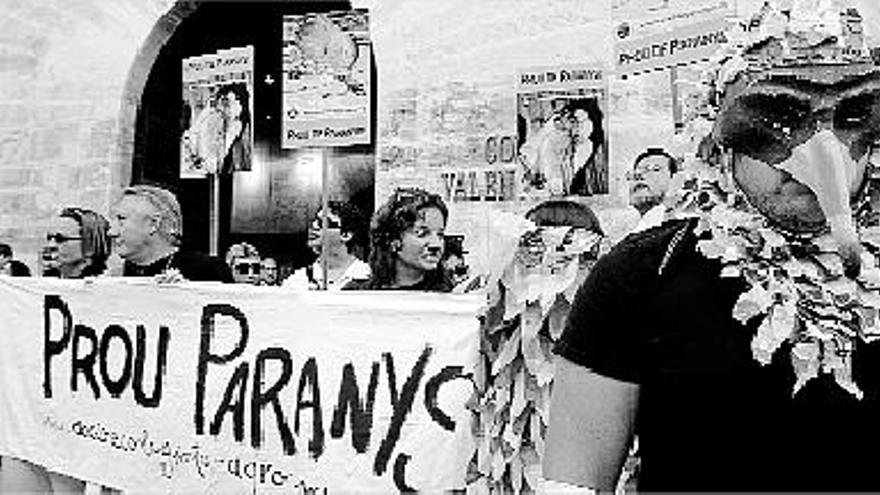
[59,207,111,277]
[367,187,449,289]
[566,97,606,195]
[525,199,604,235]
[328,200,369,259]
[217,82,251,127]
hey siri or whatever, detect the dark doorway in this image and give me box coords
[132,0,375,272]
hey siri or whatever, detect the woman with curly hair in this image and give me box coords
[344,188,452,292]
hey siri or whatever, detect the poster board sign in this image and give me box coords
[282,10,372,148]
[0,278,480,493]
[613,0,734,76]
[180,46,255,178]
[516,65,609,199]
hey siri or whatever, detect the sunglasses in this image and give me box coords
[46,233,83,244]
[310,216,342,230]
[234,262,261,275]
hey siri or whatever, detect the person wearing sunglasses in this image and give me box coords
[283,200,370,290]
[344,188,452,292]
[41,207,111,278]
[544,3,880,493]
[225,242,262,285]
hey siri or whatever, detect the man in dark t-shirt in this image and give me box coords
[551,219,880,491]
[109,185,232,283]
[541,4,880,492]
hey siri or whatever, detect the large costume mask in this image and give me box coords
[670,0,880,397]
[715,60,880,275]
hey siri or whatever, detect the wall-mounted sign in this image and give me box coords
[613,0,734,77]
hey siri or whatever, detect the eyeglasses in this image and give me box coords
[46,233,83,244]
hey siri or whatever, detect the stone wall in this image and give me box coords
[0,0,174,270]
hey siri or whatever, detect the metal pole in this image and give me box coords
[320,148,330,290]
[209,172,220,256]
[670,66,681,133]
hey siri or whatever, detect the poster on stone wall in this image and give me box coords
[612,0,734,77]
[282,10,372,148]
[516,65,609,199]
[180,46,255,178]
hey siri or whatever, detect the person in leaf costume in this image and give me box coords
[543,0,880,492]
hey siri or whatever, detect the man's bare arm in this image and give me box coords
[542,357,639,492]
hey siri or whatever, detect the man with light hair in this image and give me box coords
[109,184,232,282]
[544,0,880,492]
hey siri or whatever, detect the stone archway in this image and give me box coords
[114,0,198,192]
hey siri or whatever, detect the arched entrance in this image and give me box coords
[115,0,375,273]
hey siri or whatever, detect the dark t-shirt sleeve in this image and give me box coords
[554,222,688,384]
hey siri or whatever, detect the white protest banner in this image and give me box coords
[613,0,734,76]
[282,10,372,148]
[0,278,480,493]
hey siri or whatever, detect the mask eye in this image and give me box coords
[717,93,811,163]
[835,93,880,131]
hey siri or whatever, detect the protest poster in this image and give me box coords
[180,46,255,178]
[282,10,372,148]
[516,65,609,199]
[0,278,480,493]
[612,0,734,77]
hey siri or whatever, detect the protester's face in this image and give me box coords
[629,155,673,209]
[307,209,346,255]
[108,195,157,262]
[260,258,278,285]
[43,216,85,277]
[231,256,262,284]
[717,66,880,232]
[395,207,446,275]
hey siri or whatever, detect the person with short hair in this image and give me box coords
[108,184,232,282]
[225,242,261,284]
[260,257,279,286]
[627,147,678,232]
[284,201,370,290]
[42,207,112,278]
[344,188,451,292]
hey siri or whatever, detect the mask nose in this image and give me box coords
[776,129,862,277]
